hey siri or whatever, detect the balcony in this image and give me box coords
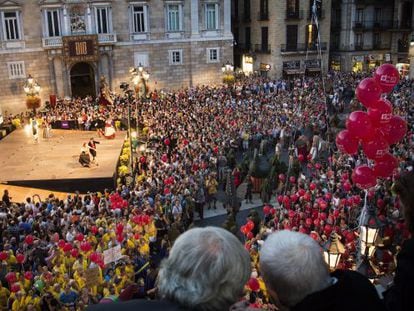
[258,11,269,21]
[236,43,252,52]
[354,0,391,5]
[352,20,393,31]
[372,42,391,50]
[42,33,117,49]
[390,20,412,31]
[254,44,271,53]
[281,42,328,53]
[98,33,117,44]
[42,37,63,48]
[286,10,304,20]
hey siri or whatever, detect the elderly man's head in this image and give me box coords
[157,226,250,311]
[259,230,331,308]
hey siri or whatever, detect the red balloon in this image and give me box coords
[89,252,99,263]
[16,253,25,264]
[277,195,283,203]
[58,239,65,249]
[164,138,170,146]
[346,232,355,243]
[116,234,124,243]
[346,111,374,140]
[134,233,141,240]
[24,271,33,280]
[246,220,255,231]
[353,195,362,205]
[343,182,351,192]
[314,218,320,227]
[80,241,92,252]
[377,199,385,208]
[10,283,20,293]
[298,189,306,197]
[303,192,311,202]
[373,153,399,178]
[278,174,286,182]
[289,176,296,184]
[319,200,328,210]
[269,208,276,215]
[248,278,260,292]
[352,166,377,190]
[263,205,271,215]
[25,235,34,245]
[315,163,322,170]
[305,218,312,226]
[288,210,296,218]
[75,233,84,242]
[335,130,358,154]
[355,78,382,108]
[5,272,17,283]
[298,154,305,162]
[309,183,316,191]
[290,194,299,203]
[367,99,392,127]
[63,243,73,253]
[0,251,7,261]
[374,64,400,93]
[91,226,98,234]
[247,232,254,240]
[383,116,407,145]
[116,223,124,234]
[71,248,79,258]
[362,132,389,160]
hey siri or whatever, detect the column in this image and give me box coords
[191,0,199,37]
[63,6,69,35]
[223,0,231,36]
[86,5,93,34]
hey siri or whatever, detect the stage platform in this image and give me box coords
[0,129,127,193]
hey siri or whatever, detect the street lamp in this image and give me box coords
[130,63,150,100]
[221,61,235,85]
[360,204,383,258]
[24,74,41,113]
[323,232,345,271]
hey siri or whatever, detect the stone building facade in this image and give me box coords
[0,0,233,114]
[233,0,331,78]
[330,0,413,76]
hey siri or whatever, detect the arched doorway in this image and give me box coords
[70,62,96,98]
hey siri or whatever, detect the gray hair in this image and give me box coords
[157,226,250,311]
[259,230,331,307]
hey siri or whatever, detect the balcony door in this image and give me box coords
[70,62,96,98]
[286,25,298,51]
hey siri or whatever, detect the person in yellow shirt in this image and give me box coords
[0,281,10,311]
[11,291,24,311]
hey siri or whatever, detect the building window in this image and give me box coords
[287,0,299,16]
[260,0,269,19]
[374,8,381,23]
[355,33,363,49]
[286,24,298,50]
[207,48,219,62]
[169,50,183,65]
[2,11,21,40]
[205,3,219,30]
[132,5,148,33]
[166,4,182,32]
[95,7,110,34]
[373,32,381,48]
[243,0,250,21]
[356,8,364,23]
[7,61,25,79]
[245,26,251,49]
[45,9,61,37]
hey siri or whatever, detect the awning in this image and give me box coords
[306,67,321,72]
[283,69,305,75]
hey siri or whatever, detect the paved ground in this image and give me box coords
[0,184,73,203]
[0,129,126,182]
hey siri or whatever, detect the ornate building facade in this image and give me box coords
[0,0,233,113]
[232,0,331,78]
[330,0,413,75]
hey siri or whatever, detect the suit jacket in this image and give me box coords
[87,299,191,311]
[291,270,386,311]
[383,237,414,311]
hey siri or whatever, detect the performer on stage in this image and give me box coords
[103,117,116,139]
[88,137,100,164]
[79,142,91,167]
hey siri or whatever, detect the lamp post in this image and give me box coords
[360,204,383,258]
[221,60,235,85]
[323,232,345,271]
[23,74,41,113]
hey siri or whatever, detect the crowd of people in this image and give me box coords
[0,71,413,311]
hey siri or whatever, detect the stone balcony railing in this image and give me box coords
[42,33,117,49]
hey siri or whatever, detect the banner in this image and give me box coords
[103,245,123,265]
[63,35,98,62]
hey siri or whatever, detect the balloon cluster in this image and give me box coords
[109,193,129,210]
[240,220,255,240]
[336,64,406,189]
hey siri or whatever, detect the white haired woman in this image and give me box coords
[259,230,386,311]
